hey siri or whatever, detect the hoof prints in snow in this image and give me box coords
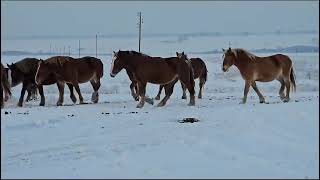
[178,118,200,123]
[101,111,149,115]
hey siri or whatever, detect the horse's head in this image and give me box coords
[176,51,189,61]
[110,50,124,78]
[222,47,236,72]
[7,63,23,87]
[35,59,57,85]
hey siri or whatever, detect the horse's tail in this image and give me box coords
[290,67,296,92]
[96,59,104,79]
[2,71,12,97]
[202,63,208,83]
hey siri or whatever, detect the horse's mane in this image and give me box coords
[121,50,150,57]
[232,48,256,61]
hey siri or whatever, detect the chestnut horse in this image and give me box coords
[222,48,296,103]
[35,56,103,106]
[155,57,207,100]
[1,63,11,108]
[7,58,76,107]
[110,50,195,108]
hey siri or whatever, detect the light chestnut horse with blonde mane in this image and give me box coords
[222,48,296,104]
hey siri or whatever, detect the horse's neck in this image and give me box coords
[234,55,252,74]
[123,55,138,72]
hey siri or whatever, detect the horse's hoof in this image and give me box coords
[70,96,77,103]
[17,103,23,107]
[136,104,144,108]
[145,98,154,105]
[157,102,165,107]
[283,99,290,103]
[154,96,160,100]
[134,96,140,101]
[39,102,45,106]
[198,95,202,99]
[56,103,63,106]
[181,96,187,99]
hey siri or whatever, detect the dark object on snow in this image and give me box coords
[178,118,200,123]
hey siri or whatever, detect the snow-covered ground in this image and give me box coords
[1,42,319,178]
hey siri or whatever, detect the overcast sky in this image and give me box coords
[1,1,319,38]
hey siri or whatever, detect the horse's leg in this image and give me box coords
[240,81,251,104]
[157,79,178,107]
[17,82,28,107]
[90,79,101,103]
[1,84,3,108]
[130,82,139,101]
[157,84,174,107]
[56,82,65,106]
[136,82,146,108]
[4,91,10,102]
[73,83,84,104]
[38,85,45,106]
[251,81,265,103]
[198,78,205,99]
[26,88,32,102]
[277,78,286,100]
[155,85,164,100]
[67,83,77,103]
[32,87,38,100]
[181,81,187,99]
[283,77,291,102]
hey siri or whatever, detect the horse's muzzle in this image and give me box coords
[110,73,115,78]
[222,67,227,72]
[222,65,228,72]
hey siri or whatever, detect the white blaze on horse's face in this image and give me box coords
[110,53,117,77]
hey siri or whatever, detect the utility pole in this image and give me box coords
[49,44,52,55]
[78,40,80,57]
[68,46,71,56]
[96,34,98,57]
[137,12,143,52]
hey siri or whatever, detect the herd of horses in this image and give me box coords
[1,48,296,109]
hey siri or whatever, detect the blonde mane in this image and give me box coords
[233,48,256,61]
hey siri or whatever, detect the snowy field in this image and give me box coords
[1,35,319,178]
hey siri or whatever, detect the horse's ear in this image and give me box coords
[176,52,179,56]
[182,51,184,55]
[6,63,10,68]
[222,48,225,52]
[57,60,63,67]
[113,51,115,54]
[228,47,231,51]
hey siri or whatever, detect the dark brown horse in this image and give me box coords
[1,63,11,108]
[4,66,38,102]
[110,50,195,108]
[155,57,207,100]
[222,48,296,103]
[7,58,46,107]
[35,56,103,106]
[7,58,76,107]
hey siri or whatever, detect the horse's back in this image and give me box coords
[15,58,39,74]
